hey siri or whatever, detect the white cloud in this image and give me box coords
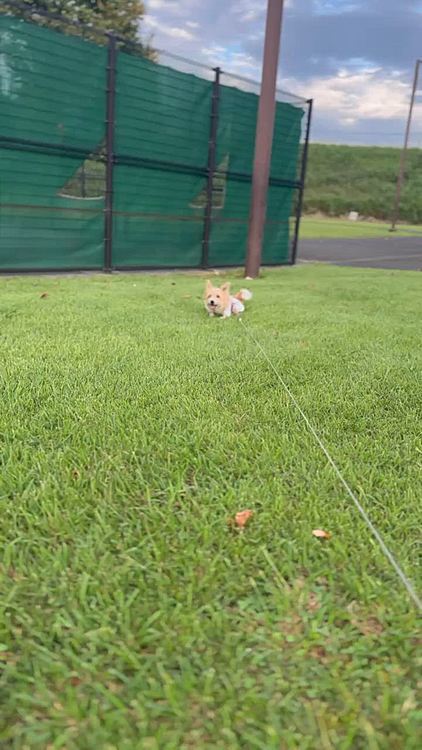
[232,1,266,23]
[247,31,264,41]
[147,0,168,7]
[165,27,197,40]
[146,0,199,16]
[186,21,199,29]
[144,15,197,41]
[147,0,180,9]
[234,0,294,24]
[201,44,261,81]
[314,1,360,14]
[241,9,261,22]
[201,45,226,58]
[229,52,261,76]
[281,68,422,126]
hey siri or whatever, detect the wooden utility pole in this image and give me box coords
[390,59,421,232]
[245,0,285,278]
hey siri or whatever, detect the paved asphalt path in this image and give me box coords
[299,236,422,271]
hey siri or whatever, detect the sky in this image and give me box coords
[142,0,422,146]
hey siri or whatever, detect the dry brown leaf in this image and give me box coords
[7,567,23,581]
[106,681,123,694]
[312,529,332,539]
[278,613,304,637]
[0,651,15,662]
[71,468,80,480]
[40,292,48,299]
[309,645,328,663]
[316,576,329,588]
[234,509,254,528]
[401,692,417,714]
[306,592,321,613]
[353,616,384,637]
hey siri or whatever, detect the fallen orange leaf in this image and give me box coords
[0,651,14,662]
[309,645,329,663]
[235,509,254,528]
[312,529,331,539]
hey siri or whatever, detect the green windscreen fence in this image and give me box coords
[0,13,307,271]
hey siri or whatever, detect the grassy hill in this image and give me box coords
[304,144,422,224]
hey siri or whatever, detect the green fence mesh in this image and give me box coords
[113,51,212,268]
[0,15,106,269]
[0,14,306,271]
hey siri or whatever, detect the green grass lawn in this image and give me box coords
[1,267,421,749]
[299,216,422,239]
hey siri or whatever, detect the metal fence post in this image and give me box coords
[201,67,221,268]
[104,34,117,272]
[291,98,313,264]
[390,59,421,232]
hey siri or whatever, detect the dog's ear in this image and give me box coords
[221,282,231,293]
[205,280,213,294]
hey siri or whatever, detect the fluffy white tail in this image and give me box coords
[239,288,252,301]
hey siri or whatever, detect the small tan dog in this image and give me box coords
[204,280,252,318]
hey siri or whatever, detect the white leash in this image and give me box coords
[239,318,422,613]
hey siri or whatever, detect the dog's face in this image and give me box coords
[204,280,230,315]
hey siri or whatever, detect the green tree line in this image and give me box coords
[304,144,422,224]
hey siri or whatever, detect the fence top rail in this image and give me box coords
[220,70,308,105]
[1,0,308,105]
